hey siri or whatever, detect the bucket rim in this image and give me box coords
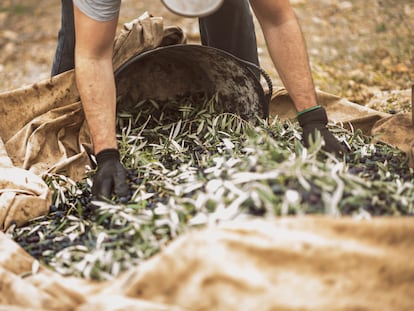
[114,43,271,119]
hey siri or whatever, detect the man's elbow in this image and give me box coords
[250,0,297,27]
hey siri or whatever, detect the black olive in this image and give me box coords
[271,184,284,195]
[26,235,40,244]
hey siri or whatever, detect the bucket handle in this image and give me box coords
[234,58,273,108]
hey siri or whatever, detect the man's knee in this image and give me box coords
[217,0,251,16]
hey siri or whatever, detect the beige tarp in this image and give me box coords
[0,12,414,311]
[0,139,51,230]
[1,217,414,311]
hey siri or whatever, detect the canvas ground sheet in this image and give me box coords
[1,217,414,311]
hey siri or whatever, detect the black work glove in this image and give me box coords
[91,149,130,201]
[297,106,346,154]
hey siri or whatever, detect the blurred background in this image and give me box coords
[0,0,413,112]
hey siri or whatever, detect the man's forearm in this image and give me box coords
[250,0,318,112]
[75,57,118,153]
[262,18,318,111]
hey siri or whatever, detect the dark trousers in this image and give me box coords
[51,0,259,76]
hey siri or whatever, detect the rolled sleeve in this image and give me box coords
[73,0,121,22]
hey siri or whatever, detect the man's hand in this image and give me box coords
[91,149,129,201]
[297,106,346,154]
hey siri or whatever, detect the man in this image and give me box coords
[52,0,259,75]
[53,0,344,201]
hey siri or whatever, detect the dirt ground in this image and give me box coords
[0,0,413,112]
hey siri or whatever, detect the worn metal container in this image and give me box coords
[115,44,270,123]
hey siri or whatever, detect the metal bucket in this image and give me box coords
[161,0,224,17]
[115,44,271,123]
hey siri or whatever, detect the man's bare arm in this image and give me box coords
[73,5,119,154]
[73,6,129,200]
[250,0,346,154]
[249,0,317,112]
